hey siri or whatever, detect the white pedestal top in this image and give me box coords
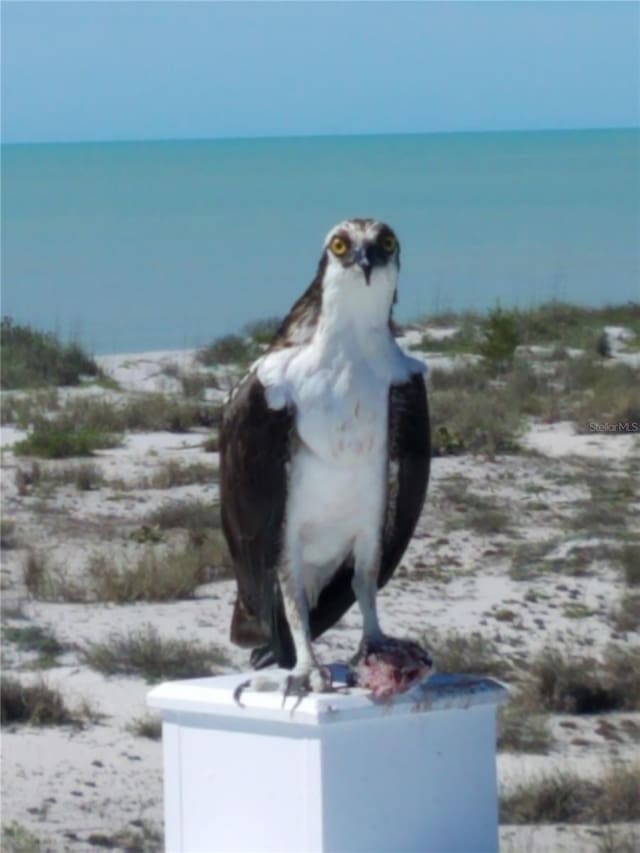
[149,670,507,852]
[148,670,508,726]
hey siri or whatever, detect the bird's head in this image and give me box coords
[318,218,400,322]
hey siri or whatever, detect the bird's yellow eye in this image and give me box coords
[381,234,397,253]
[330,236,349,257]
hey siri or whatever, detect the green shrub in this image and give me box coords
[428,364,486,393]
[13,423,120,458]
[243,317,282,345]
[513,301,640,349]
[1,389,59,426]
[48,393,220,433]
[3,624,64,667]
[197,334,258,367]
[516,301,596,347]
[479,307,521,372]
[1,317,100,389]
[430,386,522,456]
[569,361,640,432]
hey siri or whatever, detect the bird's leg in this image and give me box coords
[233,554,332,708]
[279,564,332,698]
[351,538,432,698]
[352,537,386,651]
[232,580,331,707]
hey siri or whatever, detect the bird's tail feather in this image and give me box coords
[230,596,269,648]
[250,645,276,669]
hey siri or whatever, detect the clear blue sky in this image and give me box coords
[2,1,639,143]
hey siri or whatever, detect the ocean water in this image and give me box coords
[2,129,639,355]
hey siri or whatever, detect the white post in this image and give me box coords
[147,671,508,853]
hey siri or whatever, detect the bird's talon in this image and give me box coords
[281,666,333,710]
[233,679,251,707]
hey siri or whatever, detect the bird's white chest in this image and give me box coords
[293,356,388,464]
[258,328,409,466]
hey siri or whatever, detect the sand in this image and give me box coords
[1,342,639,852]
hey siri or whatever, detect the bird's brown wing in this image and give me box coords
[380,372,431,582]
[219,372,297,666]
[307,371,431,640]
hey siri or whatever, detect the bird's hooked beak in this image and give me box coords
[353,246,372,285]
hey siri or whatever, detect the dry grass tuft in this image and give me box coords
[1,517,18,549]
[33,461,105,492]
[570,362,640,433]
[619,543,640,586]
[86,821,163,852]
[611,592,640,633]
[2,821,43,853]
[437,481,512,535]
[426,630,513,679]
[526,646,640,714]
[1,389,59,427]
[23,551,86,602]
[497,702,552,754]
[179,371,218,399]
[146,498,221,534]
[127,714,162,741]
[87,547,210,603]
[500,762,640,824]
[14,462,43,496]
[1,676,75,726]
[81,624,230,683]
[23,531,231,604]
[149,459,216,489]
[508,537,622,580]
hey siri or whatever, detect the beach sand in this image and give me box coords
[2,339,639,852]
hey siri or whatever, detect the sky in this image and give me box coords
[1,1,639,143]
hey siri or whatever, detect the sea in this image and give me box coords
[2,128,639,355]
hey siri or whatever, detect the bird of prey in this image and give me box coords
[220,218,431,699]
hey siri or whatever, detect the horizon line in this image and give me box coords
[2,124,639,148]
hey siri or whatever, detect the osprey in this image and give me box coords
[220,219,431,698]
